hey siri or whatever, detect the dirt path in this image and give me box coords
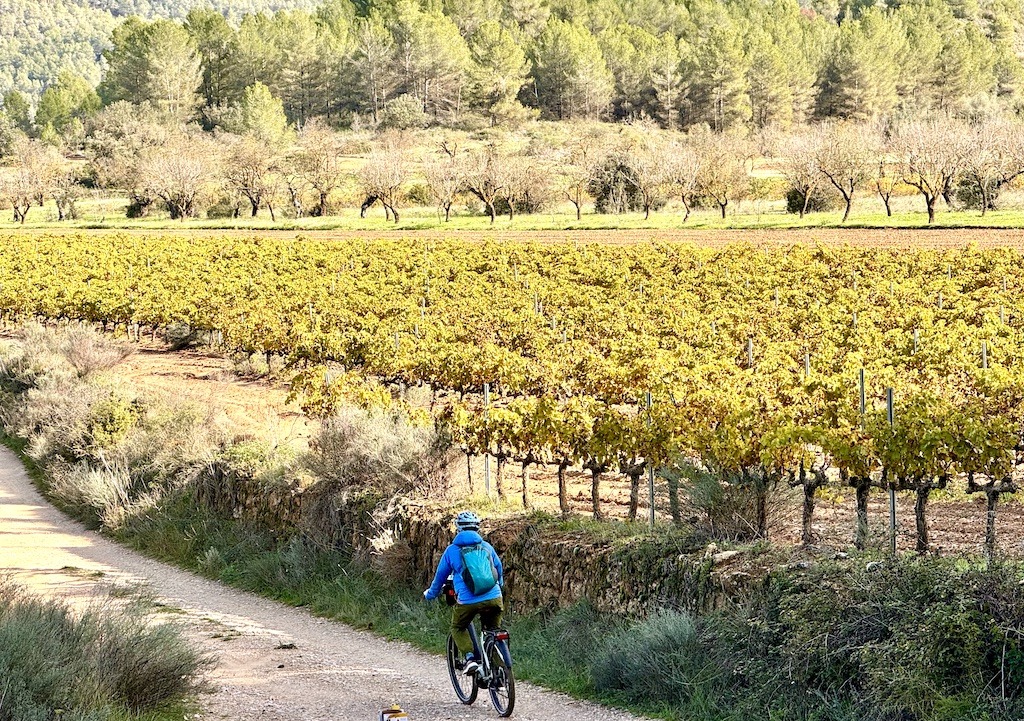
[0,447,642,721]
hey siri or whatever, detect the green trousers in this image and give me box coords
[451,597,504,656]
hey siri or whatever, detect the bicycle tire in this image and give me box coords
[447,635,478,705]
[487,644,515,717]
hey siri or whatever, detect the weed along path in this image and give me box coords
[0,448,643,721]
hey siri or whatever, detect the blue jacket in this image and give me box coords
[424,530,504,605]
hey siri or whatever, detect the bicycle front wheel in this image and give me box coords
[447,635,478,705]
[487,645,515,717]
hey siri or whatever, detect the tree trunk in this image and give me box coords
[926,194,937,224]
[644,204,651,221]
[444,204,451,222]
[980,181,989,217]
[986,490,998,558]
[495,456,506,502]
[802,481,816,547]
[841,194,852,223]
[883,195,892,217]
[590,467,603,520]
[250,199,260,218]
[755,489,768,540]
[487,203,496,224]
[667,471,681,524]
[854,480,870,551]
[557,462,570,516]
[267,203,276,222]
[573,202,581,221]
[627,471,641,521]
[520,461,530,509]
[915,486,931,553]
[718,201,727,219]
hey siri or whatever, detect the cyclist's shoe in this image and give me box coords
[462,655,481,677]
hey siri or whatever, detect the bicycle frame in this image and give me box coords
[468,623,513,681]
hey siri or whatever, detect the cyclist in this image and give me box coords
[424,511,504,677]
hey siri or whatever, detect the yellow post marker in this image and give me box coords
[379,705,408,721]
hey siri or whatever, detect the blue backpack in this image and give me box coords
[459,543,499,595]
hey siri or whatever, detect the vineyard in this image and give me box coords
[5,233,1024,555]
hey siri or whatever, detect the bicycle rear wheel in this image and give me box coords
[487,645,515,717]
[447,635,478,705]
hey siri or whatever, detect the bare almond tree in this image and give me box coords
[51,167,82,221]
[778,128,823,219]
[0,165,37,223]
[894,118,971,224]
[666,140,701,222]
[464,145,507,224]
[282,166,309,219]
[423,142,465,222]
[616,129,671,221]
[358,145,409,223]
[813,123,875,224]
[86,102,168,218]
[500,152,532,222]
[962,120,1024,216]
[138,134,220,220]
[0,138,61,223]
[224,135,282,219]
[297,120,343,217]
[692,131,749,220]
[557,130,608,221]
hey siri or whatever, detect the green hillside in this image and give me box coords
[0,0,319,98]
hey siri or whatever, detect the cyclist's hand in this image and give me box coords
[422,590,430,601]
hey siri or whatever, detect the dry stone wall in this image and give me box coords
[194,463,752,615]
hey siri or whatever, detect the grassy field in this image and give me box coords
[10,190,1024,233]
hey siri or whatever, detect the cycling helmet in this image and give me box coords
[455,510,481,531]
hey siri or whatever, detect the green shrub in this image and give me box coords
[588,154,667,215]
[0,581,208,719]
[205,194,241,219]
[953,176,1000,211]
[785,186,842,214]
[379,94,429,130]
[591,610,715,704]
[87,395,139,448]
[405,182,432,206]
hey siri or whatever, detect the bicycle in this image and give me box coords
[446,620,515,717]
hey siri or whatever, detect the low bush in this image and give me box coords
[305,407,453,499]
[0,580,209,720]
[48,462,133,528]
[673,461,784,542]
[60,327,134,378]
[785,186,842,214]
[591,610,714,704]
